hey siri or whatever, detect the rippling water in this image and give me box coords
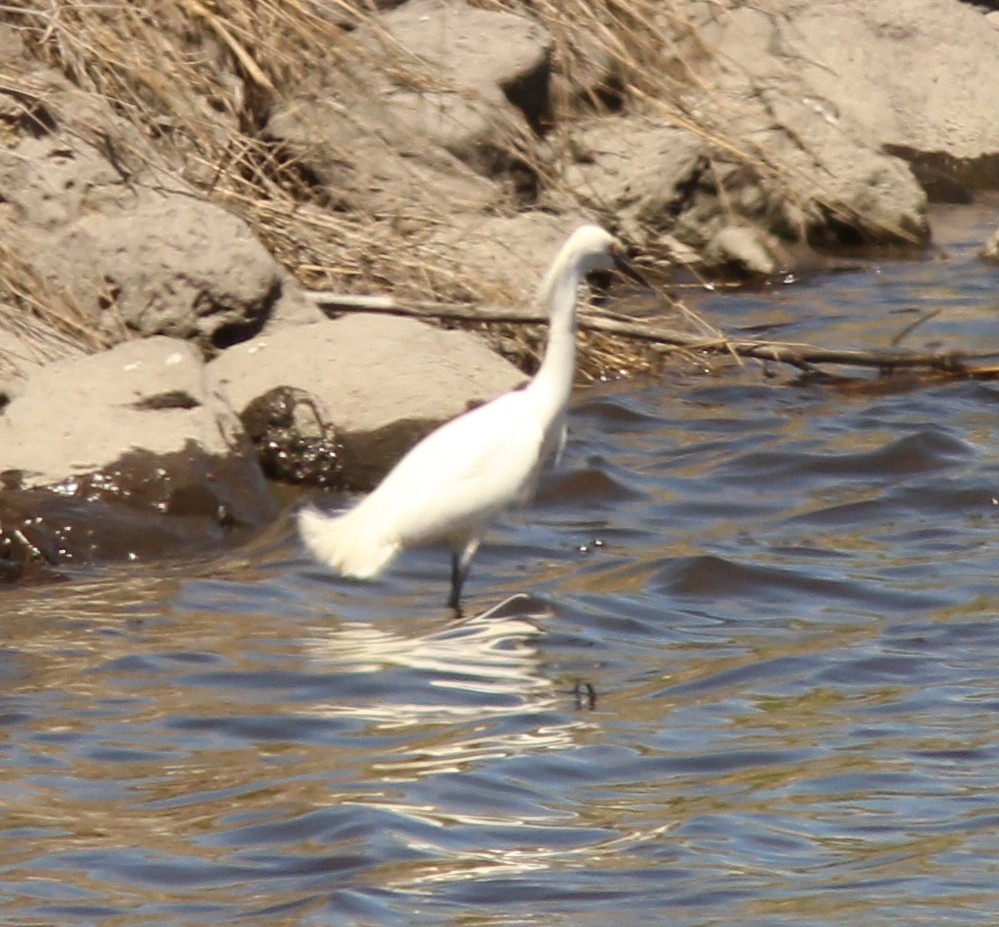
[4,205,999,926]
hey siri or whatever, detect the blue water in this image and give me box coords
[3,204,999,926]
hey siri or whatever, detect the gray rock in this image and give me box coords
[383,89,534,180]
[558,101,926,274]
[1,135,280,350]
[378,0,552,131]
[676,0,999,200]
[0,336,275,525]
[561,118,710,247]
[265,97,501,217]
[267,0,551,222]
[41,193,281,348]
[0,22,279,352]
[704,226,781,277]
[208,314,525,489]
[744,90,929,247]
[790,0,999,182]
[0,135,130,231]
[427,212,595,304]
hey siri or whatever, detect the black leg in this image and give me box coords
[448,538,480,610]
[448,550,464,610]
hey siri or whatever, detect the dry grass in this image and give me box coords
[0,239,106,381]
[0,0,900,381]
[0,0,714,378]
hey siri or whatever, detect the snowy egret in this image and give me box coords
[299,224,644,608]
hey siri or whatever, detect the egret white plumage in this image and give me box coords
[298,224,643,608]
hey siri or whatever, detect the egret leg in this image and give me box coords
[448,538,481,609]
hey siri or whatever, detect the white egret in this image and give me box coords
[298,224,644,608]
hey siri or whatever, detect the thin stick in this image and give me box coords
[302,290,999,379]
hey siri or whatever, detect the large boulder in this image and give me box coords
[560,113,927,275]
[734,90,929,248]
[679,0,999,195]
[19,190,281,350]
[559,119,714,255]
[208,314,526,489]
[789,0,999,187]
[264,98,501,220]
[543,4,938,274]
[377,0,553,135]
[0,337,276,578]
[265,0,552,238]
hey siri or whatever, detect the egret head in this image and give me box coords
[564,224,647,286]
[535,223,649,321]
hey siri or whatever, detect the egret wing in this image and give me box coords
[357,389,549,546]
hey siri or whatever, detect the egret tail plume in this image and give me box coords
[298,505,400,579]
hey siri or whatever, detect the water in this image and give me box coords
[4,204,999,926]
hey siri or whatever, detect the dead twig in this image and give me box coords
[302,290,999,381]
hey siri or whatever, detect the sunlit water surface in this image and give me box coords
[4,205,999,926]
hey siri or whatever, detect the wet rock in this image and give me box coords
[241,387,344,487]
[0,460,259,583]
[0,337,276,576]
[208,315,525,489]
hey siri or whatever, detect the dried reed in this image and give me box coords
[0,0,917,381]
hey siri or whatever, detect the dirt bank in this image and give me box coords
[2,0,999,579]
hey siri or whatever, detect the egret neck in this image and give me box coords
[528,257,584,423]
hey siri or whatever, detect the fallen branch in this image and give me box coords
[302,291,999,381]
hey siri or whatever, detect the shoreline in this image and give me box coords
[2,0,999,581]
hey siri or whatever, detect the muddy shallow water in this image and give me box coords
[4,204,999,926]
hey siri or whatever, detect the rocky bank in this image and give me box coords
[2,0,999,579]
